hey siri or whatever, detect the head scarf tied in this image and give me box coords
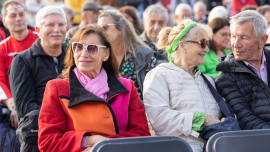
[167,21,197,62]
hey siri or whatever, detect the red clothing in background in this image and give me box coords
[231,0,257,16]
[0,29,38,102]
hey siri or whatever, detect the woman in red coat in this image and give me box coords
[38,24,150,152]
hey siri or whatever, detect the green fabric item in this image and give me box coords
[199,49,231,78]
[192,112,205,131]
[172,63,198,75]
[167,21,197,62]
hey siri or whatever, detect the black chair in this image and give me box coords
[91,136,193,152]
[206,129,270,152]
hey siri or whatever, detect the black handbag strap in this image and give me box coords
[201,74,234,117]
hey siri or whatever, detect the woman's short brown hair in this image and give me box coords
[60,24,119,78]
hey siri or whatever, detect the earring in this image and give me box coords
[104,59,106,61]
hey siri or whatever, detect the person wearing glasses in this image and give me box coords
[0,0,38,130]
[9,6,67,151]
[199,18,231,78]
[143,19,222,152]
[97,10,157,101]
[38,24,150,152]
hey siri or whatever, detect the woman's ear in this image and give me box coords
[103,48,110,61]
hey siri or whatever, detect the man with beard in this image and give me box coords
[9,6,67,151]
[140,3,168,63]
[0,0,38,129]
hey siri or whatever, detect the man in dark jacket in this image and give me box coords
[8,6,67,151]
[140,3,168,63]
[215,10,270,130]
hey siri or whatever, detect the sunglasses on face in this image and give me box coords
[101,24,116,30]
[72,42,107,56]
[5,7,25,16]
[185,38,209,48]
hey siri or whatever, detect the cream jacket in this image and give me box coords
[143,62,221,152]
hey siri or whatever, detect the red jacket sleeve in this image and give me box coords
[0,46,12,101]
[108,80,151,138]
[38,80,91,152]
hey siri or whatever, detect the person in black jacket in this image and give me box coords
[9,6,67,119]
[215,10,270,130]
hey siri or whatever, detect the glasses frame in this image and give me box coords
[101,24,116,30]
[72,42,107,56]
[185,38,209,48]
[5,6,25,16]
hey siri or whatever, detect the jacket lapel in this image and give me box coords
[68,65,129,108]
[264,49,270,87]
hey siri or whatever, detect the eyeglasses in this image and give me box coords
[5,7,25,16]
[101,24,116,30]
[72,42,107,56]
[185,38,209,48]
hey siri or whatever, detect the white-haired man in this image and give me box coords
[140,3,168,63]
[0,0,38,129]
[9,6,67,152]
[215,10,270,130]
[193,1,208,24]
[174,3,192,25]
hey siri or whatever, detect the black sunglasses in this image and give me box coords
[185,38,209,48]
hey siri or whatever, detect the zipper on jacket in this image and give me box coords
[11,134,16,152]
[1,128,10,152]
[192,73,208,114]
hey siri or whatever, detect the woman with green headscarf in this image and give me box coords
[143,19,223,152]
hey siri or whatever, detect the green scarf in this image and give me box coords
[167,21,197,62]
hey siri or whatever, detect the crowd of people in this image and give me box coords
[0,0,270,152]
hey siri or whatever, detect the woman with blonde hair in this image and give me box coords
[98,10,157,100]
[143,19,223,152]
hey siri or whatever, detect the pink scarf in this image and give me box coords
[73,67,109,100]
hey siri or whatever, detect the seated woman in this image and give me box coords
[143,19,222,152]
[199,18,231,78]
[119,6,143,35]
[97,10,157,100]
[38,25,150,152]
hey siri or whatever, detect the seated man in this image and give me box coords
[140,3,168,63]
[216,10,270,129]
[0,0,38,129]
[174,3,192,26]
[66,1,102,38]
[9,6,67,151]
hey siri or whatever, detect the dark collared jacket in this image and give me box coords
[139,31,168,63]
[38,65,150,152]
[9,39,66,118]
[215,44,270,130]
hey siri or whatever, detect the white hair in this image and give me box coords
[36,6,67,28]
[231,10,267,39]
[208,6,228,22]
[143,3,168,23]
[175,3,192,15]
[193,1,206,11]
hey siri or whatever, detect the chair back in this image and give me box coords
[91,136,193,152]
[206,129,270,152]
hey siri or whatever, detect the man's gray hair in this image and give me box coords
[193,1,206,11]
[208,6,228,22]
[143,3,168,23]
[230,10,267,39]
[36,6,67,28]
[175,3,192,15]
